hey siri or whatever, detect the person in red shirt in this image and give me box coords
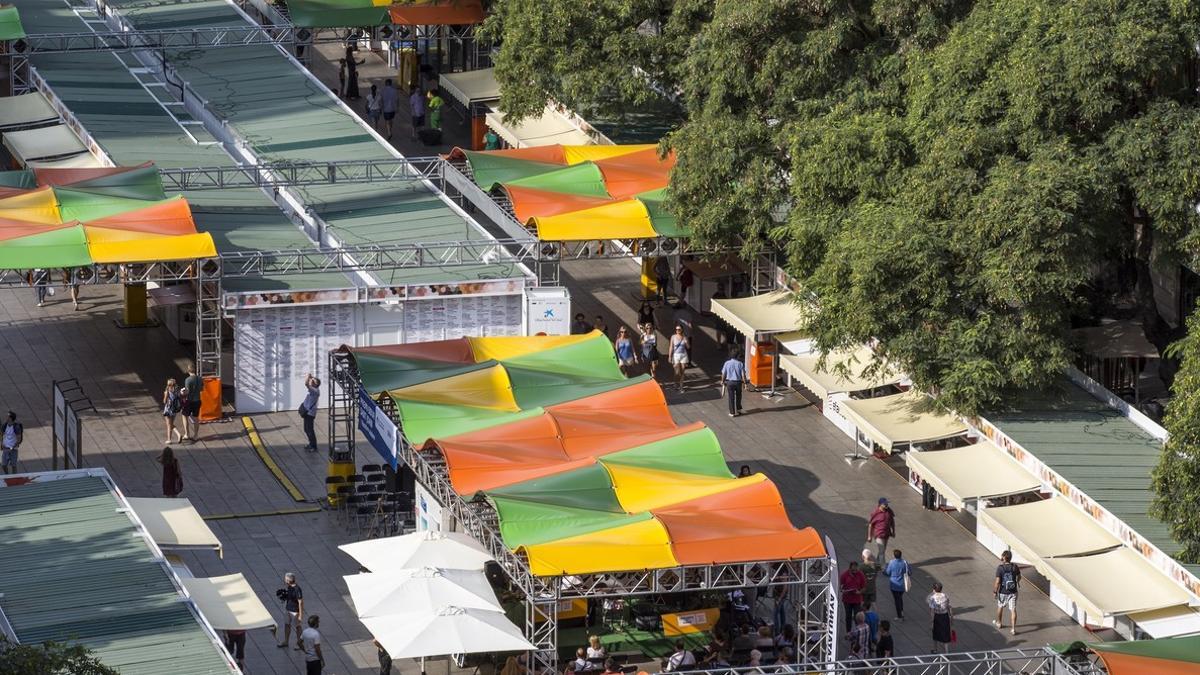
[867,498,896,566]
[839,561,867,633]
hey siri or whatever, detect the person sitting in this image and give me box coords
[664,641,696,672]
[732,625,755,652]
[754,626,774,649]
[573,648,596,672]
[748,649,763,667]
[772,647,795,673]
[586,635,606,660]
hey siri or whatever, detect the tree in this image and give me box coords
[1153,304,1200,562]
[0,639,118,675]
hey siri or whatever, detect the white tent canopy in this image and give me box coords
[485,105,593,148]
[339,530,493,572]
[781,345,901,399]
[363,606,535,660]
[1042,547,1196,618]
[181,573,275,630]
[3,124,88,163]
[440,68,501,107]
[838,390,967,452]
[345,567,501,618]
[1127,605,1200,638]
[978,497,1120,573]
[711,290,810,338]
[0,92,59,131]
[905,442,1041,509]
[126,497,222,556]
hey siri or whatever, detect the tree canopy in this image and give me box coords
[0,639,118,675]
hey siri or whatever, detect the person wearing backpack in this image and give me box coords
[1,412,23,474]
[992,550,1022,635]
[162,378,183,445]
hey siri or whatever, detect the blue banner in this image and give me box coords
[358,388,398,469]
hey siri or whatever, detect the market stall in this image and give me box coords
[1041,547,1195,623]
[440,68,500,149]
[0,92,59,133]
[127,497,224,557]
[977,496,1122,569]
[710,290,811,388]
[3,124,90,164]
[904,441,1040,511]
[181,573,276,630]
[837,390,967,454]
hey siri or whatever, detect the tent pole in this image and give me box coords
[762,333,782,399]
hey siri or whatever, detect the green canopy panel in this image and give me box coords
[0,170,36,190]
[485,463,623,513]
[503,335,625,381]
[505,162,610,198]
[507,370,646,409]
[0,225,92,268]
[55,189,165,222]
[394,399,542,445]
[0,5,24,40]
[638,188,686,237]
[463,152,564,190]
[359,358,491,394]
[66,165,166,201]
[601,427,732,478]
[283,0,390,27]
[491,499,650,548]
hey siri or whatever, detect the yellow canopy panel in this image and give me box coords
[561,144,657,165]
[467,333,596,363]
[126,497,223,556]
[390,364,519,411]
[533,198,657,241]
[485,106,593,149]
[781,345,901,399]
[0,187,61,224]
[608,466,761,514]
[0,92,59,130]
[978,497,1120,573]
[1042,547,1196,618]
[522,517,678,576]
[905,442,1040,510]
[3,124,88,162]
[838,390,967,452]
[182,573,276,631]
[711,290,810,337]
[87,230,217,263]
[440,68,500,107]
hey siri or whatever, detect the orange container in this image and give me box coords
[199,376,223,421]
[749,341,775,387]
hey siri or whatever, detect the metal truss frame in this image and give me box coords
[0,263,201,288]
[218,239,535,278]
[328,351,837,672]
[12,24,297,54]
[670,647,1105,675]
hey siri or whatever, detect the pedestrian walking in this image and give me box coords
[61,269,80,310]
[183,364,202,441]
[861,548,879,608]
[224,629,246,670]
[927,582,953,653]
[276,572,305,649]
[30,268,54,307]
[883,549,910,621]
[672,303,695,361]
[653,257,671,303]
[300,374,320,452]
[845,611,870,661]
[669,325,689,391]
[409,87,426,141]
[594,315,609,338]
[381,79,399,139]
[637,300,655,327]
[876,620,894,658]
[864,601,880,646]
[614,327,639,377]
[992,550,1022,635]
[570,313,592,335]
[867,497,896,564]
[344,45,364,99]
[158,447,183,497]
[638,323,659,379]
[428,90,444,130]
[720,347,747,417]
[162,378,183,444]
[337,59,347,97]
[839,562,867,633]
[0,412,23,475]
[376,639,392,675]
[301,615,324,674]
[366,84,383,131]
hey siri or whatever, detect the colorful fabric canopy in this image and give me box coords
[1090,636,1200,675]
[282,0,482,27]
[0,5,25,40]
[0,166,216,268]
[348,333,826,576]
[447,145,681,240]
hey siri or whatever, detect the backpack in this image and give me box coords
[999,563,1019,594]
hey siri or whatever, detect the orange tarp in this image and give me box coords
[0,217,74,241]
[655,480,827,565]
[593,148,674,199]
[84,197,196,235]
[354,338,476,363]
[450,145,568,165]
[1097,652,1200,675]
[505,185,612,223]
[389,0,485,25]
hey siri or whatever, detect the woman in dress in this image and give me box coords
[614,327,638,377]
[158,446,183,497]
[162,378,182,444]
[639,323,659,379]
[927,582,953,653]
[669,325,690,391]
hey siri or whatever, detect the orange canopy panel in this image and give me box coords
[354,338,476,364]
[449,145,568,166]
[389,0,484,25]
[504,185,613,223]
[1098,652,1200,675]
[655,479,827,565]
[84,197,197,235]
[34,162,153,187]
[593,148,674,199]
[0,217,75,242]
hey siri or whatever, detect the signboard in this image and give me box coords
[524,286,571,335]
[64,407,81,469]
[358,389,398,469]
[414,482,444,532]
[662,608,719,636]
[50,380,90,471]
[225,278,527,310]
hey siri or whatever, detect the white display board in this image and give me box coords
[415,481,445,532]
[403,293,523,343]
[524,286,571,335]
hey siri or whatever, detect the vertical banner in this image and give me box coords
[357,389,398,469]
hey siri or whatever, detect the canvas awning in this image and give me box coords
[0,93,59,132]
[440,68,500,108]
[838,391,967,452]
[781,345,901,399]
[1127,606,1200,639]
[25,153,105,169]
[710,290,809,337]
[390,0,485,25]
[485,106,593,148]
[126,497,223,556]
[905,442,1040,509]
[181,573,275,630]
[978,497,1120,572]
[3,125,88,163]
[1041,547,1195,618]
[776,331,812,355]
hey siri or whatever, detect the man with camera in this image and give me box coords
[276,572,305,650]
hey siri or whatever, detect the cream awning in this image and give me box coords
[1042,547,1196,618]
[440,68,500,107]
[127,497,223,556]
[26,153,105,169]
[776,331,811,355]
[3,124,87,163]
[781,345,901,399]
[485,105,593,148]
[978,497,1120,573]
[0,92,58,131]
[182,573,276,630]
[1127,605,1200,638]
[711,290,810,337]
[838,390,966,452]
[905,442,1040,509]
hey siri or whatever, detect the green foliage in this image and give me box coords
[0,639,118,675]
[1154,303,1200,563]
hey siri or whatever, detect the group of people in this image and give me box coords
[662,620,804,671]
[160,364,204,445]
[571,304,702,394]
[363,79,444,141]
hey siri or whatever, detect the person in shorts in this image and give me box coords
[380,79,399,139]
[993,550,1022,635]
[183,364,202,441]
[277,572,305,649]
[1,412,23,474]
[669,325,689,391]
[301,615,324,674]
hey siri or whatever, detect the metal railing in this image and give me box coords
[667,647,1104,675]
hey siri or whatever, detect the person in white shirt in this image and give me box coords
[301,615,324,674]
[586,635,605,659]
[664,641,696,672]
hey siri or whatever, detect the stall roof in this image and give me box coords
[711,290,810,337]
[0,474,235,674]
[978,497,1121,571]
[440,68,501,107]
[1089,636,1200,675]
[486,106,594,148]
[1073,320,1158,359]
[838,390,967,452]
[1127,605,1200,639]
[781,345,901,399]
[127,497,223,556]
[0,92,59,131]
[1042,547,1195,618]
[26,153,107,169]
[905,442,1040,509]
[390,0,485,24]
[181,574,276,631]
[3,124,88,163]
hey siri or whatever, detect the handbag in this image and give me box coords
[297,403,308,419]
[950,629,957,643]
